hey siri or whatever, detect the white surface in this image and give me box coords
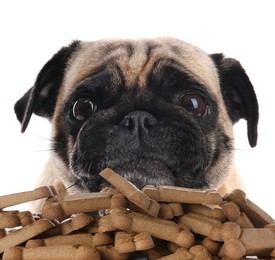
[0,0,274,217]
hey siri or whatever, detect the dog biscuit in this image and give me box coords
[224,189,274,227]
[111,208,195,248]
[156,247,193,259]
[145,246,171,259]
[184,204,226,221]
[43,213,94,237]
[0,186,56,209]
[158,245,212,260]
[0,219,55,253]
[100,168,160,217]
[0,211,34,229]
[26,232,112,248]
[239,228,275,255]
[200,237,221,255]
[142,186,222,205]
[2,245,100,260]
[96,245,128,260]
[218,239,246,259]
[42,191,127,220]
[178,212,241,242]
[221,201,254,228]
[114,231,154,253]
[158,203,183,219]
[87,214,117,233]
[1,170,275,259]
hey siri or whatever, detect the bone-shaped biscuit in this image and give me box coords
[111,208,195,248]
[221,201,254,228]
[100,168,160,217]
[178,212,241,242]
[0,211,34,229]
[145,247,171,259]
[44,213,94,237]
[42,191,127,220]
[2,245,100,260]
[219,228,275,258]
[240,228,275,255]
[224,189,274,227]
[184,204,227,221]
[0,219,55,253]
[0,186,56,209]
[142,185,223,205]
[87,214,117,233]
[158,203,184,219]
[200,237,221,255]
[157,245,212,260]
[218,239,246,259]
[96,245,128,260]
[114,231,154,253]
[25,232,112,248]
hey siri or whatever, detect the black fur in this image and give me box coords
[211,53,259,147]
[14,40,80,132]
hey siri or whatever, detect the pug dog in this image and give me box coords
[14,37,258,212]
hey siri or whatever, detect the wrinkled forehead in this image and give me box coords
[61,37,220,101]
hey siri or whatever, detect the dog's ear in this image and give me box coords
[14,41,80,133]
[211,53,259,148]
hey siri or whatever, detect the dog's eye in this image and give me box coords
[72,98,97,121]
[181,92,208,117]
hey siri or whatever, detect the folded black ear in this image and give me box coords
[14,40,80,133]
[211,53,259,147]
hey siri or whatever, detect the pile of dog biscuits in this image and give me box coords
[0,168,274,259]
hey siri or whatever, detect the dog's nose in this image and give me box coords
[120,111,157,137]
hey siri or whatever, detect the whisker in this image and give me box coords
[65,182,78,190]
[31,133,53,142]
[18,149,53,154]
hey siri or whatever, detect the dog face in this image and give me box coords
[15,37,258,193]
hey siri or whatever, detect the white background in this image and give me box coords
[0,0,274,217]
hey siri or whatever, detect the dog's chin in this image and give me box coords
[110,160,176,190]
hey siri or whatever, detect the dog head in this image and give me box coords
[15,37,258,192]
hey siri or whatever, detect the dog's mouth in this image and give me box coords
[70,150,207,192]
[71,155,177,191]
[108,159,176,189]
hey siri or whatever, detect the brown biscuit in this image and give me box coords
[221,201,254,228]
[2,245,100,260]
[0,219,55,253]
[26,232,112,248]
[224,189,274,227]
[100,168,160,217]
[96,245,129,260]
[143,185,223,205]
[0,211,34,229]
[43,213,94,237]
[184,204,227,221]
[178,212,241,242]
[87,214,117,233]
[42,191,127,220]
[111,208,195,248]
[157,245,212,260]
[200,237,221,255]
[158,203,184,219]
[239,228,275,255]
[0,186,56,209]
[114,231,154,253]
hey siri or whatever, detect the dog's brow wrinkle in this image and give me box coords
[125,43,134,57]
